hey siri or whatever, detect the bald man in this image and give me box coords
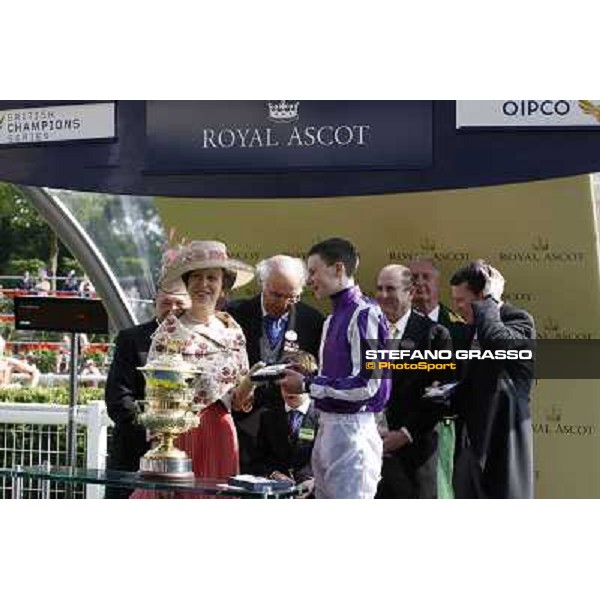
[375,264,453,499]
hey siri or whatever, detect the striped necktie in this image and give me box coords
[288,410,303,439]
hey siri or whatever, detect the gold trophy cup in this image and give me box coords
[137,362,200,479]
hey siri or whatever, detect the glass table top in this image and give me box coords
[0,466,298,498]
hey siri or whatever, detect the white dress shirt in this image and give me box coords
[385,310,413,444]
[387,310,411,340]
[427,305,440,323]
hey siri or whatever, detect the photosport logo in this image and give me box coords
[201,100,371,150]
[533,404,596,437]
[387,237,470,263]
[497,237,585,264]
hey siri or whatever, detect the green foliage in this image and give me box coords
[27,349,58,373]
[116,256,146,276]
[0,386,103,405]
[84,350,106,367]
[7,258,46,277]
[0,182,79,278]
[61,257,82,275]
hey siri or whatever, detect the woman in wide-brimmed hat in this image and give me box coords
[131,241,261,498]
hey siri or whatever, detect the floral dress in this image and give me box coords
[130,312,249,498]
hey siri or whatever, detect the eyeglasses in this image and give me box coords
[265,289,300,303]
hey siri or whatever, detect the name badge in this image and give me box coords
[298,427,315,442]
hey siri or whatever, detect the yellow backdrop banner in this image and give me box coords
[157,174,600,498]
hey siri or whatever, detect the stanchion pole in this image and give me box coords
[66,333,79,470]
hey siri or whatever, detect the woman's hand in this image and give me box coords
[232,361,266,412]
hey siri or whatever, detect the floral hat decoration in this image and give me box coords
[159,229,255,293]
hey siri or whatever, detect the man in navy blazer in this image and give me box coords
[252,389,318,492]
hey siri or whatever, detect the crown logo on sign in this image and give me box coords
[532,237,550,251]
[419,237,436,253]
[546,405,562,423]
[267,100,300,123]
[578,100,600,123]
[541,317,560,339]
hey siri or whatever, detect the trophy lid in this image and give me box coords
[139,313,200,376]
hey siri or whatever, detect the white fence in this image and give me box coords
[0,401,112,499]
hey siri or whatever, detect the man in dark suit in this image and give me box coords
[252,389,318,493]
[408,258,469,351]
[374,264,454,499]
[450,261,535,499]
[104,286,191,498]
[408,258,470,498]
[227,255,324,474]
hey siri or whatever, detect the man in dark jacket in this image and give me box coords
[104,287,191,498]
[227,255,324,473]
[374,264,454,499]
[450,261,535,499]
[252,389,318,493]
[408,258,469,353]
[408,257,470,497]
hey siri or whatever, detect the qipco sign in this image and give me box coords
[456,100,600,128]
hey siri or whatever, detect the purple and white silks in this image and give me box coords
[307,285,391,414]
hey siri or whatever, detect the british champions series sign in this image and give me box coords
[145,101,432,172]
[0,102,116,145]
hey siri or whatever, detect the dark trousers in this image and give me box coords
[234,386,283,474]
[377,450,438,499]
[104,427,148,499]
[233,407,268,475]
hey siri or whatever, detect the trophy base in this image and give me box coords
[138,456,195,480]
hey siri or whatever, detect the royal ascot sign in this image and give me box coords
[146,100,432,172]
[456,100,600,129]
[0,102,116,145]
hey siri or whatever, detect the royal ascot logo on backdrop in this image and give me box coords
[201,101,371,150]
[146,101,433,172]
[538,317,592,340]
[502,291,536,304]
[533,404,596,436]
[497,238,584,263]
[267,101,300,124]
[388,238,470,263]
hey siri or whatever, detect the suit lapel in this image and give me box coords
[401,311,428,347]
[247,295,264,364]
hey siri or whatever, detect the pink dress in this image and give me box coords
[130,312,249,499]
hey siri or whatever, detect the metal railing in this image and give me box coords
[0,401,112,499]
